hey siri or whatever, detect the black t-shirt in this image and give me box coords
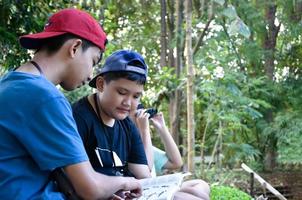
[72,96,147,177]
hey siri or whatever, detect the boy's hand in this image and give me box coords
[135,109,150,134]
[150,112,166,130]
[123,177,142,199]
[112,177,142,199]
[111,193,124,200]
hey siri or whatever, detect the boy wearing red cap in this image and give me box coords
[0,8,141,199]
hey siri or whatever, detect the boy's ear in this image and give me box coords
[68,39,83,58]
[96,76,105,92]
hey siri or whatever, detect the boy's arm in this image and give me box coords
[126,115,152,179]
[151,113,183,170]
[134,109,154,172]
[65,161,142,199]
[128,163,152,179]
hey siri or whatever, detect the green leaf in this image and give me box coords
[244,107,263,119]
[228,18,251,38]
[227,83,242,96]
[237,20,251,38]
[222,5,237,20]
[214,0,225,6]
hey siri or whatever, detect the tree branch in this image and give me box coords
[193,16,213,56]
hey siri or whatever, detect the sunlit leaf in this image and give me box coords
[237,20,251,38]
[214,0,225,6]
[228,18,251,38]
[222,5,237,20]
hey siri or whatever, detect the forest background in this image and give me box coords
[1,0,302,194]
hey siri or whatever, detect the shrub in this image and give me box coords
[211,185,252,200]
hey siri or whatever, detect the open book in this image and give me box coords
[137,172,191,200]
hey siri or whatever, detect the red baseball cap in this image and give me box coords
[19,8,107,51]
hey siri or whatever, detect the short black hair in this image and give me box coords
[35,33,97,55]
[102,71,146,85]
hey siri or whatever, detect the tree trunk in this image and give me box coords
[166,0,177,144]
[167,0,175,68]
[263,3,280,80]
[160,0,168,68]
[263,1,280,171]
[185,0,195,173]
[171,0,184,145]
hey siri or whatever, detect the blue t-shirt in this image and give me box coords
[72,96,148,177]
[0,71,88,199]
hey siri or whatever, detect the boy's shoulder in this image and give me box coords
[1,71,62,99]
[72,96,93,117]
[72,96,88,109]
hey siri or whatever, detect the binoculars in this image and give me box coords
[145,108,158,119]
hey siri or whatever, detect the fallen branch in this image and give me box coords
[241,163,287,200]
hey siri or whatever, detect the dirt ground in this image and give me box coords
[245,171,302,200]
[259,171,302,200]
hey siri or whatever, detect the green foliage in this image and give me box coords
[150,66,184,105]
[220,4,251,38]
[0,0,75,69]
[63,85,93,104]
[198,166,250,187]
[210,185,252,200]
[264,107,302,164]
[265,110,302,164]
[256,77,302,165]
[192,0,302,169]
[194,67,270,167]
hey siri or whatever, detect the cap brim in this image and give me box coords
[88,73,102,88]
[19,31,66,49]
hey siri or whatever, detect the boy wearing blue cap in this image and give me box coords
[73,49,210,200]
[72,50,151,179]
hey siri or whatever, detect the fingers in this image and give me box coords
[124,190,142,199]
[113,189,142,200]
[135,109,150,119]
[111,193,124,200]
[150,112,165,129]
[123,178,142,198]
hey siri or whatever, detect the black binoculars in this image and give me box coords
[145,108,158,119]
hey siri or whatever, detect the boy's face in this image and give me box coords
[98,78,144,121]
[62,44,102,91]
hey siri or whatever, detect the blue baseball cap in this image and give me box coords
[89,50,148,88]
